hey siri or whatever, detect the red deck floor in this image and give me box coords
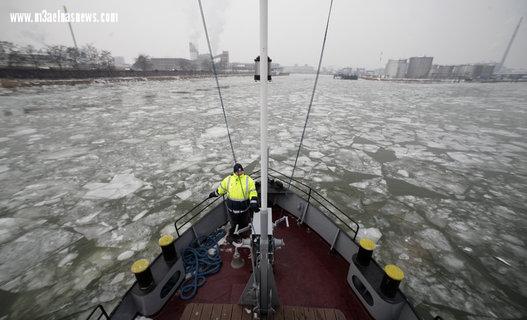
[180,303,347,320]
[155,207,372,320]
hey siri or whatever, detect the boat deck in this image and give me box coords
[155,207,372,320]
[181,303,346,320]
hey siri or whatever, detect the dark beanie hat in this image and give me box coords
[233,163,244,173]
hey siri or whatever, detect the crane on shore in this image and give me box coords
[63,5,78,49]
[496,17,523,74]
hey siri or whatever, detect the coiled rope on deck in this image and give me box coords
[179,228,226,300]
[197,0,237,164]
[289,0,335,185]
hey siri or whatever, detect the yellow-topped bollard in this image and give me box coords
[131,259,149,273]
[159,234,177,264]
[381,264,404,299]
[131,259,155,291]
[357,238,376,266]
[159,234,174,247]
[384,264,404,281]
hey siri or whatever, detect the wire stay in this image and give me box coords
[289,0,335,185]
[197,0,237,164]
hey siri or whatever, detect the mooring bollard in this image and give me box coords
[357,238,376,266]
[131,258,155,291]
[159,234,177,264]
[380,264,404,299]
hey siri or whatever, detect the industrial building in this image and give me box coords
[429,65,454,79]
[406,56,433,78]
[452,65,473,78]
[113,56,130,69]
[214,51,229,70]
[375,16,524,82]
[149,58,194,71]
[132,43,230,72]
[283,64,315,74]
[384,59,408,78]
[187,42,230,71]
[452,63,495,80]
[189,42,199,61]
[474,64,496,79]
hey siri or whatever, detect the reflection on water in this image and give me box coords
[0,75,526,319]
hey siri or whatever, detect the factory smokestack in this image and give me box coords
[189,42,199,60]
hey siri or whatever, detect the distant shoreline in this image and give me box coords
[0,67,252,88]
[360,75,527,83]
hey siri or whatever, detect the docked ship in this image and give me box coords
[86,1,423,319]
[334,68,359,80]
[271,68,290,77]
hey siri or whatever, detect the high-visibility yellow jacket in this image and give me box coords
[216,173,258,201]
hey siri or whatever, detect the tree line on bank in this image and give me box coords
[0,41,114,70]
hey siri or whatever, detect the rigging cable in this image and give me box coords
[289,0,335,186]
[197,0,237,164]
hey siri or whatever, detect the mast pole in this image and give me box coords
[259,0,270,313]
[259,0,268,212]
[240,0,278,312]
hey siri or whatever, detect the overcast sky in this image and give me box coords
[1,0,526,69]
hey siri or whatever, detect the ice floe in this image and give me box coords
[75,210,102,224]
[132,210,148,222]
[384,158,468,196]
[83,173,146,200]
[334,148,382,176]
[201,126,228,139]
[117,251,135,261]
[0,217,31,244]
[11,128,37,136]
[69,134,86,140]
[0,228,82,283]
[74,224,113,240]
[58,252,79,268]
[439,254,465,271]
[396,169,409,178]
[110,272,125,285]
[308,151,325,159]
[356,227,382,243]
[350,177,388,205]
[39,147,89,161]
[417,228,452,252]
[176,189,192,200]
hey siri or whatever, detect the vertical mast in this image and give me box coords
[259,0,270,313]
[240,1,279,312]
[260,0,268,212]
[241,1,279,312]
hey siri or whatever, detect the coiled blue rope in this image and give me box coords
[179,228,226,300]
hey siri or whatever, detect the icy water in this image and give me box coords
[0,75,526,320]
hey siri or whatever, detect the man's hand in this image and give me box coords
[208,191,217,199]
[250,197,259,212]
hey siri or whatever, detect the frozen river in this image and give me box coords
[0,75,526,319]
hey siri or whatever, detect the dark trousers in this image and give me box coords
[228,210,252,237]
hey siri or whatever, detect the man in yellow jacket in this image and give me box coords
[209,163,258,243]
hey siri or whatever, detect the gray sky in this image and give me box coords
[1,0,526,69]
